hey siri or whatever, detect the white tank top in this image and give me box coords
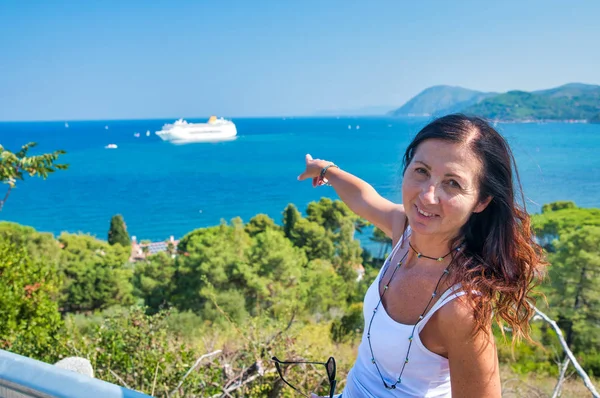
[342,227,465,397]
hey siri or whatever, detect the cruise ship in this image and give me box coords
[155,116,237,143]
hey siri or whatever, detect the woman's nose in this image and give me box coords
[421,184,439,204]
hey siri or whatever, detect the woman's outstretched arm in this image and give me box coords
[297,154,404,239]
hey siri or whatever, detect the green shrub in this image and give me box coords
[0,237,63,362]
[331,303,363,343]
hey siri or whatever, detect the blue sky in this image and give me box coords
[1,0,599,120]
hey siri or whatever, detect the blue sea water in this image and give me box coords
[1,117,599,250]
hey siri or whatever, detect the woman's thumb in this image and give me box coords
[306,153,313,162]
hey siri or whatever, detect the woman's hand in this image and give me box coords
[297,154,333,187]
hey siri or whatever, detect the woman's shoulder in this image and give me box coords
[432,292,500,396]
[434,292,492,344]
[437,294,474,324]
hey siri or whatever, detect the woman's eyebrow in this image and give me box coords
[414,160,465,180]
[414,160,431,169]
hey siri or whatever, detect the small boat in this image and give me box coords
[156,116,237,143]
[105,144,118,149]
[134,132,140,137]
[105,125,109,130]
[65,122,69,128]
[146,130,150,136]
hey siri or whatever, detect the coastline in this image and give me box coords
[392,114,591,124]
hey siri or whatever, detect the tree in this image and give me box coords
[287,218,335,261]
[544,226,600,352]
[108,214,130,247]
[282,203,301,239]
[300,259,349,316]
[542,201,577,213]
[0,142,67,211]
[172,218,324,321]
[0,222,61,265]
[330,303,364,343]
[245,214,278,237]
[332,218,363,294]
[172,219,252,320]
[132,252,176,314]
[0,237,63,360]
[306,198,366,234]
[58,233,134,313]
[166,240,176,256]
[531,203,600,376]
[532,202,600,250]
[245,228,307,317]
[370,226,392,260]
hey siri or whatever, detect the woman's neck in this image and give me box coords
[408,232,458,261]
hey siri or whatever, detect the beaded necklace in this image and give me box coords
[409,241,455,262]
[366,241,462,390]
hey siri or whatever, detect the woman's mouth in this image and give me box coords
[415,204,439,218]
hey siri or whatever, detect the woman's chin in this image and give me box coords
[408,213,440,233]
[409,222,436,235]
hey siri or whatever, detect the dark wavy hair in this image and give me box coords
[402,114,547,341]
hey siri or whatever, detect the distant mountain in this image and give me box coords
[388,85,497,117]
[390,83,600,122]
[315,105,395,116]
[463,83,600,121]
[532,82,600,97]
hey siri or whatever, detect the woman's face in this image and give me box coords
[402,138,491,241]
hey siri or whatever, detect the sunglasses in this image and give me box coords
[272,356,337,398]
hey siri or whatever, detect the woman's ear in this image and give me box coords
[473,196,492,214]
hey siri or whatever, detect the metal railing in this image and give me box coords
[0,350,151,398]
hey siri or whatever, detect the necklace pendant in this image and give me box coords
[437,257,443,262]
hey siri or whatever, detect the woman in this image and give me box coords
[298,114,546,397]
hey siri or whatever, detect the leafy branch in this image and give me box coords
[0,142,68,211]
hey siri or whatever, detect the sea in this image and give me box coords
[1,117,599,252]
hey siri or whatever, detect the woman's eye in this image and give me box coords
[415,167,428,175]
[447,180,461,189]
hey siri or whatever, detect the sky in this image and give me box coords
[1,0,599,121]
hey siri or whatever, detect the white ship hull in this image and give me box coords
[156,117,237,143]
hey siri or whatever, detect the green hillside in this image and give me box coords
[391,83,600,121]
[464,83,600,121]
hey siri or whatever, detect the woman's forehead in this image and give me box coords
[412,139,482,175]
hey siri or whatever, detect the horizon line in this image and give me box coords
[0,114,420,123]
